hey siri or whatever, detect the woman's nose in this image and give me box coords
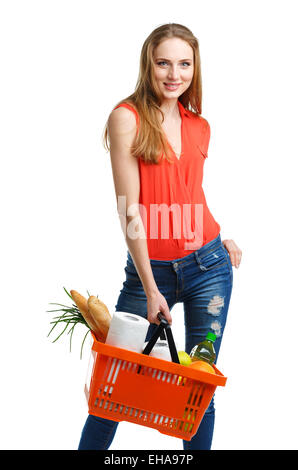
[167,66,180,80]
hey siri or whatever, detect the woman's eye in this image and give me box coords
[157,61,191,67]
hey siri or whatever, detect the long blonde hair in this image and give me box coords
[102,23,203,164]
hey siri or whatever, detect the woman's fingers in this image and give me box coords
[236,249,242,268]
[159,306,172,326]
[147,291,172,325]
[222,239,242,268]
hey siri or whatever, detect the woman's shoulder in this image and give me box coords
[110,101,140,127]
[112,101,139,116]
[185,109,210,156]
[189,109,209,125]
[187,112,210,142]
[199,116,210,135]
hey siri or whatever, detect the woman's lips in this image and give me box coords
[164,83,181,91]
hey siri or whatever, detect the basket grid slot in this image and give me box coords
[106,358,117,382]
[95,355,114,394]
[110,359,123,384]
[187,385,195,405]
[196,384,205,407]
[172,374,179,385]
[191,385,200,407]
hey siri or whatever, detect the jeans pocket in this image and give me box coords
[197,244,229,272]
[222,244,234,279]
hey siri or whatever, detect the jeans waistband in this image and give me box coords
[127,233,222,267]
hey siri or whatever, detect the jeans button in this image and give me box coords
[173,262,178,268]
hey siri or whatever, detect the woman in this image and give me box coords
[78,23,242,451]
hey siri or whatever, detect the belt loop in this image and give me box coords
[194,250,200,265]
[194,249,207,271]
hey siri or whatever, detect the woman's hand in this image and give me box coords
[147,290,172,325]
[222,239,242,268]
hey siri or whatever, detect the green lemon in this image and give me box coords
[178,351,192,366]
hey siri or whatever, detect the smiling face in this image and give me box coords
[153,37,194,105]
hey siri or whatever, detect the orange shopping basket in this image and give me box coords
[84,313,227,441]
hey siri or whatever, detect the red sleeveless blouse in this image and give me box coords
[113,101,221,260]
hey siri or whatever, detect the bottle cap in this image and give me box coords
[206,332,216,342]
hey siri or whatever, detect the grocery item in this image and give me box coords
[190,332,216,364]
[105,311,150,353]
[143,340,172,361]
[189,360,215,374]
[70,290,104,342]
[177,351,192,366]
[87,296,111,341]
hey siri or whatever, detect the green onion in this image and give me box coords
[46,287,93,359]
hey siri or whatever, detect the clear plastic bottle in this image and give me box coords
[190,332,216,364]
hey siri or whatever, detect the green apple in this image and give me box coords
[178,351,192,366]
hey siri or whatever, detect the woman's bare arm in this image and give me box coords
[108,107,172,324]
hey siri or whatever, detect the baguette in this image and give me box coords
[70,290,104,342]
[87,296,111,341]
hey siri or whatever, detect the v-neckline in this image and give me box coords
[162,100,184,162]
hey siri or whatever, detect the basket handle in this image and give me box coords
[142,312,180,364]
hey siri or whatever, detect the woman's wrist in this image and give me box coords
[145,286,159,298]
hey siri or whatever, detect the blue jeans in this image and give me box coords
[78,233,233,450]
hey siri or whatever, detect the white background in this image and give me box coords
[1,0,298,450]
